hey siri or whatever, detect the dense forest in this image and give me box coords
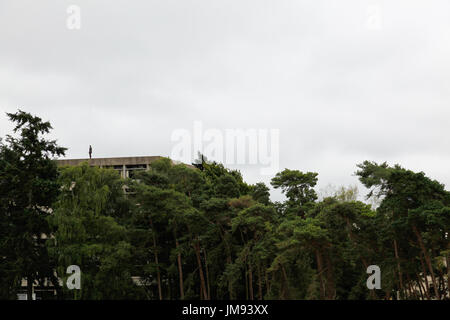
[1,110,449,300]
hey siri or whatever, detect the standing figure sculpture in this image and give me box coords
[89,145,92,159]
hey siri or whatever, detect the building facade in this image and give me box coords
[56,156,166,178]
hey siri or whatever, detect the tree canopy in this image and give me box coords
[0,111,448,300]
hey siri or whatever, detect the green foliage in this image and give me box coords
[251,182,271,205]
[356,161,450,300]
[271,169,318,217]
[1,111,449,300]
[48,163,146,299]
[0,110,66,299]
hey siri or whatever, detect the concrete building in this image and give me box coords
[56,156,165,179]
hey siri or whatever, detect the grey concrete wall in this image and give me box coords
[56,156,163,167]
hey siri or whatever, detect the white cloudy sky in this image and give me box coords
[1,0,450,201]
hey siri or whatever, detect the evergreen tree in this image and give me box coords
[0,110,66,299]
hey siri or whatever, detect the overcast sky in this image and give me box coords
[1,0,450,201]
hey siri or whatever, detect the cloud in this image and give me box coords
[1,0,450,201]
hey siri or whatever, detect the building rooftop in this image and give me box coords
[56,156,195,179]
[56,156,163,167]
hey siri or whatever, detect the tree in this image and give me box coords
[251,182,271,205]
[48,163,145,299]
[231,203,278,300]
[356,161,450,299]
[130,159,207,300]
[271,169,318,216]
[5,108,448,302]
[0,110,66,299]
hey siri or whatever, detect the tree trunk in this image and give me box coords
[200,281,203,300]
[419,255,431,299]
[244,262,248,300]
[436,266,446,299]
[257,264,263,300]
[265,270,271,297]
[150,218,162,300]
[280,264,290,299]
[219,225,234,299]
[324,254,336,299]
[194,240,208,300]
[175,236,184,299]
[315,250,326,299]
[345,218,375,299]
[248,262,254,300]
[412,225,440,299]
[416,275,425,300]
[406,273,417,299]
[226,254,234,300]
[27,276,33,300]
[446,255,450,298]
[393,239,404,299]
[416,272,430,300]
[204,247,210,300]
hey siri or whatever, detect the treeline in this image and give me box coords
[0,110,449,300]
